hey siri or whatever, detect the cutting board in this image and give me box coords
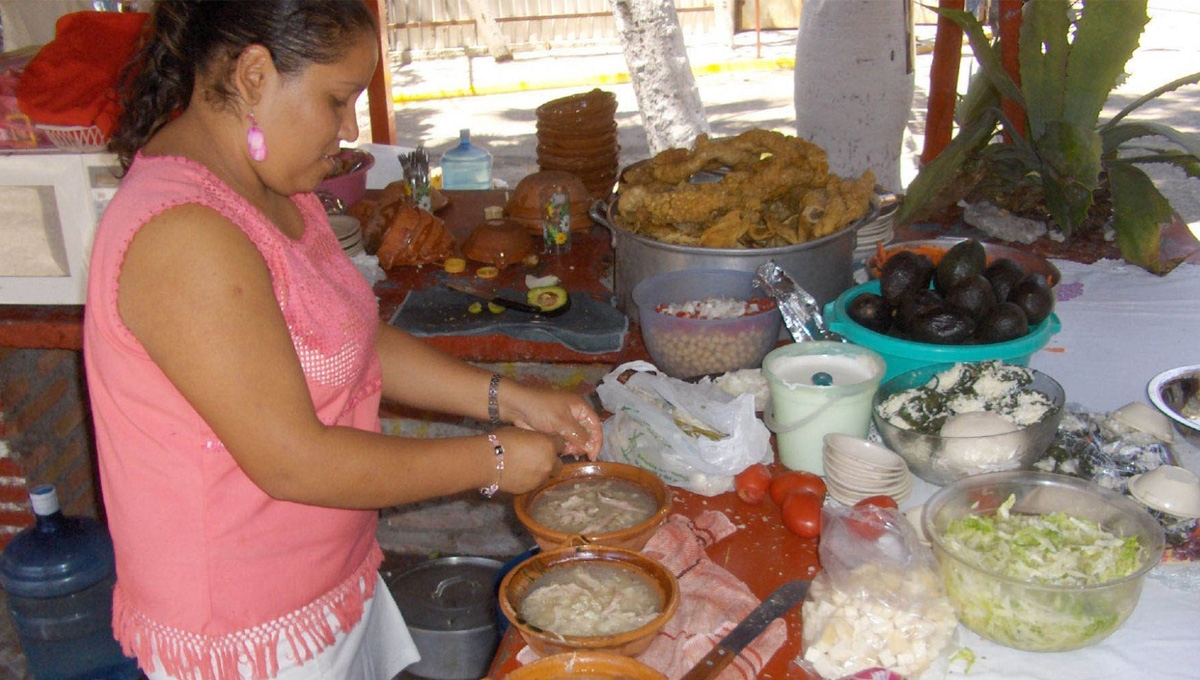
[389,288,628,354]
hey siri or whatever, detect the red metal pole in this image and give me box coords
[920,0,966,165]
[998,0,1026,141]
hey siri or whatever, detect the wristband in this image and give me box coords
[488,374,502,426]
[480,433,505,497]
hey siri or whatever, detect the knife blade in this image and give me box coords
[679,579,810,680]
[444,283,544,314]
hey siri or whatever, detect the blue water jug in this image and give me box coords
[0,485,139,680]
[440,129,493,190]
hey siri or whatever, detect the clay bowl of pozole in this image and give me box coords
[514,461,673,552]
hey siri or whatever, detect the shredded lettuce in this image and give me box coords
[937,494,1145,651]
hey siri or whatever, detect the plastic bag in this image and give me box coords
[798,503,959,680]
[596,361,772,496]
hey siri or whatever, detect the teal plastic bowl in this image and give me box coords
[824,281,1061,381]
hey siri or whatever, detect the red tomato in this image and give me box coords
[845,494,899,540]
[781,490,823,538]
[734,463,772,505]
[769,471,827,506]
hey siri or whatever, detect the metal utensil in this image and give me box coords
[679,579,810,680]
[444,283,545,315]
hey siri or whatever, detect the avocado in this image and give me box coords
[935,239,987,294]
[880,251,935,306]
[977,302,1030,343]
[897,288,944,333]
[1009,274,1055,325]
[908,306,976,345]
[527,286,571,316]
[984,258,1026,302]
[846,292,892,334]
[945,274,997,323]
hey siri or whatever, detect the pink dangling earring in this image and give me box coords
[246,111,267,162]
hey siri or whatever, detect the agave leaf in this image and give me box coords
[1108,163,1173,274]
[896,110,1000,225]
[1038,120,1102,233]
[1062,0,1148,131]
[1107,151,1200,179]
[1100,120,1200,158]
[1020,0,1071,140]
[958,69,1002,128]
[935,7,1025,108]
[1104,71,1200,129]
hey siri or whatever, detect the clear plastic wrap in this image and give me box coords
[797,504,959,680]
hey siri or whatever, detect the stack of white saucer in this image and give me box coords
[853,193,900,265]
[330,214,365,257]
[822,432,912,505]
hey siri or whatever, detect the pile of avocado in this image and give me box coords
[849,239,1055,345]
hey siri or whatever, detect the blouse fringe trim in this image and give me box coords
[114,544,384,680]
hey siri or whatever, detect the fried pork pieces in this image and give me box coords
[616,129,875,248]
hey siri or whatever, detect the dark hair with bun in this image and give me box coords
[109,0,377,170]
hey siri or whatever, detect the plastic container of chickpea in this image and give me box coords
[632,268,783,379]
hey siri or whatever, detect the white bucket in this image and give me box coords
[762,342,886,474]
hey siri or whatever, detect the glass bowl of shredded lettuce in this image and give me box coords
[923,471,1165,652]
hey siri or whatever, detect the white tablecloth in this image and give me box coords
[900,259,1200,679]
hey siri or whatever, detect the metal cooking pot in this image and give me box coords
[591,197,866,324]
[388,556,503,680]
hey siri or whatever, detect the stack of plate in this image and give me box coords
[536,89,620,200]
[822,433,912,505]
[330,214,365,257]
[853,192,900,265]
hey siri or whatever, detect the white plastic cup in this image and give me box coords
[762,341,886,474]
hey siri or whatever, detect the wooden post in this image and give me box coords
[920,0,965,165]
[364,0,397,145]
[998,0,1025,141]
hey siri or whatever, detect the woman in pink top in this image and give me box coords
[83,2,602,679]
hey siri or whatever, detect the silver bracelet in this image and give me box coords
[480,433,505,497]
[488,374,502,426]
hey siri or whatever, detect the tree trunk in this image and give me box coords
[612,0,709,155]
[794,0,915,193]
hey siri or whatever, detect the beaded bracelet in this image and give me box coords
[480,433,505,497]
[488,374,502,426]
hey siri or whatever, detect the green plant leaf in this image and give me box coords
[1108,163,1173,274]
[1038,120,1102,234]
[1107,151,1200,179]
[1104,72,1200,130]
[1100,121,1200,158]
[896,110,1000,225]
[1020,0,1071,140]
[935,7,1025,108]
[958,69,1002,128]
[1063,0,1148,131]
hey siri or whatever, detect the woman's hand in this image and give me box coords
[490,426,568,495]
[501,382,603,460]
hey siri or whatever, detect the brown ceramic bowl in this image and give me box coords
[506,171,596,233]
[461,215,535,268]
[536,89,618,121]
[537,151,620,174]
[514,461,673,552]
[497,545,679,658]
[503,651,667,680]
[536,133,619,156]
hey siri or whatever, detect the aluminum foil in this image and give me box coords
[754,260,844,343]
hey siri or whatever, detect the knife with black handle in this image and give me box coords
[444,283,545,314]
[679,579,810,680]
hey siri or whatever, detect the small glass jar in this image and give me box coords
[539,182,571,253]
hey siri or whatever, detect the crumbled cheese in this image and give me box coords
[878,361,1054,434]
[656,296,771,320]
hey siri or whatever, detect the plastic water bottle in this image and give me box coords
[440,129,493,190]
[0,485,139,680]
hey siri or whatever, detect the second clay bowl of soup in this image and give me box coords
[514,461,673,552]
[497,545,679,658]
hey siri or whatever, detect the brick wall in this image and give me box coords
[0,348,100,549]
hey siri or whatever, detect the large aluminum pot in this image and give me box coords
[591,197,863,324]
[388,556,503,680]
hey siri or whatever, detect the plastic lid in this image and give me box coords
[460,129,471,144]
[0,488,115,598]
[29,484,59,516]
[388,556,503,631]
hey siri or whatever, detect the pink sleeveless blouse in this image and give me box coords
[83,154,385,680]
